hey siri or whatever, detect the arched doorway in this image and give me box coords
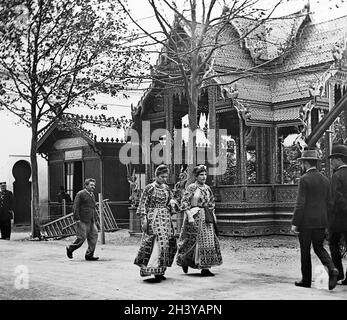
[12,160,31,225]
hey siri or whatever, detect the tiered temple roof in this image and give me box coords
[214,13,347,104]
[136,5,347,126]
[232,7,310,62]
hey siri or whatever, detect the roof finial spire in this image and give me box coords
[305,0,311,12]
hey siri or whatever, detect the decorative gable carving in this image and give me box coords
[231,6,310,63]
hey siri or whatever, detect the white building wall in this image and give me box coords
[0,111,48,219]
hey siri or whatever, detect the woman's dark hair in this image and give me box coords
[192,165,207,177]
[155,164,169,177]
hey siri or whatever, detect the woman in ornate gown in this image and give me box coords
[176,165,223,276]
[134,165,177,281]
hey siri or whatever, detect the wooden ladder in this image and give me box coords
[41,199,119,239]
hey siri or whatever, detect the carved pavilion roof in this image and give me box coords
[274,16,347,73]
[214,14,347,104]
[231,7,310,62]
[245,105,302,124]
[135,10,347,125]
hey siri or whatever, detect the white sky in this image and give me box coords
[127,0,347,25]
[125,0,347,101]
[1,0,347,160]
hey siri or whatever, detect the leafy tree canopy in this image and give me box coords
[0,0,145,132]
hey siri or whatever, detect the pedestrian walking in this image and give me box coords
[291,150,338,290]
[327,144,347,285]
[134,164,178,282]
[176,165,222,277]
[66,178,99,261]
[0,182,14,240]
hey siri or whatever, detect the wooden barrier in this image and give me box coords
[41,199,119,239]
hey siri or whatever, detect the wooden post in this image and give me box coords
[208,86,217,187]
[165,90,174,183]
[216,113,220,185]
[99,193,105,244]
[62,199,66,216]
[326,82,335,178]
[279,136,284,184]
[31,198,34,237]
[239,117,247,185]
[271,126,278,184]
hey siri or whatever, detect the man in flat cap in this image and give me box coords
[328,144,347,285]
[66,178,99,261]
[291,150,338,290]
[0,182,14,240]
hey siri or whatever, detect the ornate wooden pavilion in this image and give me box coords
[131,7,347,236]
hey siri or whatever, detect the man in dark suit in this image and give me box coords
[291,150,338,290]
[328,144,347,285]
[66,178,99,261]
[0,182,14,240]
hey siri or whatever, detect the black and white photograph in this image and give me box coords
[0,0,347,311]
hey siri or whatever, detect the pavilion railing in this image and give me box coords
[217,184,298,204]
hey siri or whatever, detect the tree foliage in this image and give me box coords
[0,0,143,128]
[283,145,301,184]
[0,0,144,237]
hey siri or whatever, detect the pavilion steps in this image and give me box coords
[216,209,293,237]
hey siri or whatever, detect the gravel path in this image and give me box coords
[0,229,346,300]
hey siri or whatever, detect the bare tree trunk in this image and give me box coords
[30,123,41,239]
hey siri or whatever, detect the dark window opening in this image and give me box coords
[64,161,83,200]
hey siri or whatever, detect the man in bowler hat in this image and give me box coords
[66,178,99,261]
[328,144,347,285]
[0,182,14,240]
[291,150,338,290]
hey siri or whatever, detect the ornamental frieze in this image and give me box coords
[219,189,242,202]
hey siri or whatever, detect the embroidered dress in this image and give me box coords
[176,182,223,269]
[134,182,176,277]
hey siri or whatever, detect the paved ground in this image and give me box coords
[0,227,346,300]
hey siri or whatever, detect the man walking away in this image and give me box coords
[328,144,347,285]
[0,182,14,240]
[66,178,99,261]
[291,150,338,290]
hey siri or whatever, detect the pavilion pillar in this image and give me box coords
[325,81,335,178]
[235,136,241,185]
[215,112,221,185]
[255,126,272,184]
[142,120,152,185]
[255,127,260,184]
[173,115,183,182]
[270,126,278,184]
[165,90,174,184]
[239,117,247,185]
[208,86,217,187]
[279,136,284,184]
[255,127,263,184]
